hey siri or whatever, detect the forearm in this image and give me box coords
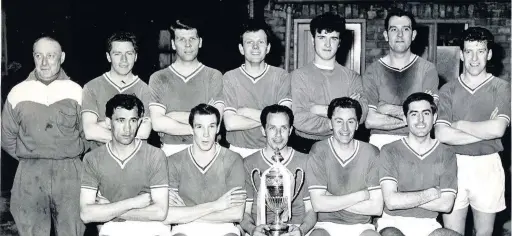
[377,104,404,118]
[1,140,19,160]
[239,108,262,122]
[152,116,192,136]
[345,190,383,216]
[119,203,167,221]
[135,118,152,140]
[163,201,218,224]
[196,205,244,223]
[385,189,438,210]
[166,112,190,124]
[418,194,455,213]
[83,123,112,143]
[365,110,407,130]
[456,120,507,140]
[224,113,261,131]
[311,191,366,212]
[80,199,135,223]
[435,125,482,145]
[240,213,257,234]
[310,105,328,118]
[299,210,317,235]
[294,112,331,135]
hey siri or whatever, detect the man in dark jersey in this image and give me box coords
[149,18,224,157]
[291,13,368,154]
[80,94,169,236]
[436,27,510,236]
[363,8,439,149]
[307,98,382,236]
[82,31,152,150]
[242,105,316,236]
[379,93,459,236]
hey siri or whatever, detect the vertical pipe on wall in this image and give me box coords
[249,0,255,19]
[284,5,292,72]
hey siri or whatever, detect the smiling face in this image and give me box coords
[263,112,292,151]
[172,29,202,62]
[107,41,137,76]
[191,114,219,151]
[239,30,270,64]
[331,107,358,144]
[313,30,340,62]
[461,40,492,77]
[406,100,437,138]
[384,16,417,54]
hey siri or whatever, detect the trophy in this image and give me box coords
[251,150,305,236]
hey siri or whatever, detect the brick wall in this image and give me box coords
[264,1,511,80]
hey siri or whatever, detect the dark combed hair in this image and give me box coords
[188,103,221,127]
[106,31,138,53]
[327,97,363,122]
[260,104,294,128]
[239,19,272,44]
[402,92,437,115]
[459,27,494,50]
[105,94,144,118]
[310,12,346,37]
[385,8,417,31]
[170,18,201,39]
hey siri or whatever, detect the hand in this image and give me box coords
[361,189,370,201]
[424,90,434,97]
[98,120,110,129]
[252,224,270,236]
[207,98,215,106]
[169,189,186,207]
[428,186,441,199]
[96,192,111,205]
[158,132,165,138]
[131,193,152,209]
[215,186,247,211]
[451,120,466,130]
[490,107,499,120]
[237,107,251,117]
[309,104,326,116]
[282,224,303,236]
[349,93,361,100]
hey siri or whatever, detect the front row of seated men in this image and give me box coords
[80,92,461,236]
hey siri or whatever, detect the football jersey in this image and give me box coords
[81,140,169,202]
[243,149,309,224]
[82,73,151,150]
[167,144,245,205]
[307,138,380,224]
[148,64,223,145]
[363,55,439,135]
[379,138,457,218]
[222,64,291,149]
[436,74,511,155]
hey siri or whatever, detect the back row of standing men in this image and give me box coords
[2,7,510,236]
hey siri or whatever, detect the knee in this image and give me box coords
[223,234,239,236]
[360,229,381,236]
[474,226,494,236]
[379,227,405,236]
[428,228,462,236]
[309,228,330,236]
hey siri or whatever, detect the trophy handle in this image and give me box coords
[251,168,262,194]
[292,167,305,201]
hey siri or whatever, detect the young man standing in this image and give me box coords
[164,104,247,236]
[242,105,316,236]
[149,19,224,157]
[80,94,169,236]
[222,20,292,158]
[82,32,152,150]
[363,8,439,149]
[291,13,368,154]
[435,27,510,236]
[379,93,459,236]
[307,97,382,236]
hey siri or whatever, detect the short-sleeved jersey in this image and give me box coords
[243,149,309,224]
[81,140,169,202]
[291,62,368,141]
[379,138,457,218]
[167,144,245,205]
[82,73,151,150]
[307,138,380,224]
[363,56,439,135]
[222,64,291,149]
[148,64,223,145]
[436,75,511,155]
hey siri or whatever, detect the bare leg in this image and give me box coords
[472,208,496,236]
[442,207,468,235]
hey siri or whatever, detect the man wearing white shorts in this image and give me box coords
[80,94,170,236]
[307,98,382,236]
[379,93,459,236]
[435,27,510,236]
[164,104,247,236]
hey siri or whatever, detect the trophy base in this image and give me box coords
[268,223,289,236]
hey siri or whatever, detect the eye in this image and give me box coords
[269,126,275,130]
[348,120,355,124]
[34,54,42,59]
[127,52,134,56]
[390,28,397,32]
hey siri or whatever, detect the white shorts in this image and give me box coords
[313,222,375,236]
[369,134,405,149]
[171,222,240,236]
[99,221,171,236]
[162,143,190,157]
[229,145,259,158]
[377,212,440,236]
[453,153,506,213]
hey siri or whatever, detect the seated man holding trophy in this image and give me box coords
[307,97,383,236]
[163,104,247,236]
[241,104,317,236]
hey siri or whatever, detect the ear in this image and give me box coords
[329,121,333,130]
[260,126,266,137]
[487,49,493,61]
[199,37,203,48]
[216,124,221,135]
[105,117,112,129]
[433,113,438,123]
[266,43,271,54]
[288,126,293,136]
[238,44,245,56]
[412,30,417,41]
[459,50,464,62]
[383,30,389,42]
[171,40,176,51]
[134,53,138,62]
[106,52,112,63]
[60,52,66,64]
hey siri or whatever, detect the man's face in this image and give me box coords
[313,30,340,61]
[108,107,140,145]
[172,29,202,62]
[107,41,137,76]
[406,100,437,138]
[461,41,492,77]
[239,30,270,64]
[33,38,65,81]
[191,114,219,151]
[384,16,417,54]
[331,107,358,144]
[262,113,292,151]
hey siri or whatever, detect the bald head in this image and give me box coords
[33,37,65,81]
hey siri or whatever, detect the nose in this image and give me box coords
[341,122,348,131]
[121,53,127,62]
[41,56,49,66]
[185,39,192,48]
[471,51,478,61]
[397,29,403,37]
[203,127,209,138]
[252,43,259,50]
[418,114,424,122]
[325,39,331,48]
[123,122,130,133]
